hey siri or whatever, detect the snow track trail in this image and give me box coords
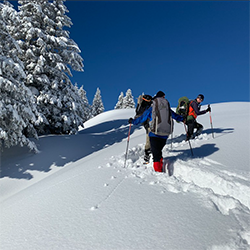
[103,133,250,249]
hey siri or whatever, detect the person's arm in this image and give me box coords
[171,109,184,122]
[191,101,207,116]
[130,107,152,125]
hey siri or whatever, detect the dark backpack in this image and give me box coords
[135,94,152,118]
[176,96,190,118]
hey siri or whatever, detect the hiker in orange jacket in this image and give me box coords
[186,94,211,141]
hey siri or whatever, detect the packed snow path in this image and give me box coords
[102,133,250,248]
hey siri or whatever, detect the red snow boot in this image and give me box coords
[153,160,163,172]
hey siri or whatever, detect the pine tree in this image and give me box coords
[78,85,92,120]
[92,88,104,117]
[0,1,19,35]
[114,92,124,109]
[0,2,40,151]
[15,0,84,134]
[123,89,135,109]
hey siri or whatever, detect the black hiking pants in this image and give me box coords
[149,136,167,162]
[186,119,203,139]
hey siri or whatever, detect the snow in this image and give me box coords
[0,102,250,250]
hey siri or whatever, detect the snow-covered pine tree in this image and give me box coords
[78,85,92,120]
[91,88,104,117]
[14,0,85,134]
[0,1,19,36]
[123,89,135,109]
[114,92,124,109]
[0,2,40,151]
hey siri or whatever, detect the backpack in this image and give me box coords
[176,96,190,118]
[134,94,152,118]
[150,97,173,136]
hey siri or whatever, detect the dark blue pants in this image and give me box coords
[149,136,167,162]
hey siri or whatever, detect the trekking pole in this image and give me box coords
[171,132,173,150]
[124,123,132,168]
[208,104,214,138]
[183,122,194,157]
[170,118,173,150]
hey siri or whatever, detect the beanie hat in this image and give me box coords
[156,91,165,98]
[197,94,204,101]
[142,94,152,102]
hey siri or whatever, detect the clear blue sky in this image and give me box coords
[13,1,250,110]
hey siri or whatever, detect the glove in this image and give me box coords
[206,106,211,112]
[128,118,133,124]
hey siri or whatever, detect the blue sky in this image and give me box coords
[12,1,250,111]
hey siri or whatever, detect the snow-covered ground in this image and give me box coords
[0,102,250,250]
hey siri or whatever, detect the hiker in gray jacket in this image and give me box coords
[128,91,184,172]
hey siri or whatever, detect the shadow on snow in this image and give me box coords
[0,119,136,180]
[167,127,234,144]
[0,125,234,179]
[165,127,234,176]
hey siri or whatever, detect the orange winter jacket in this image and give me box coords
[187,100,207,121]
[188,100,197,119]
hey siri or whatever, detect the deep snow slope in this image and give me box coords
[0,102,250,250]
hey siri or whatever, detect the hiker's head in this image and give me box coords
[197,94,204,103]
[142,94,152,102]
[156,91,165,98]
